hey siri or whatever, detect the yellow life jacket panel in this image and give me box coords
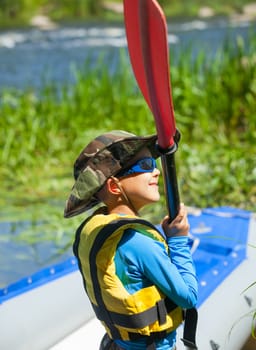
[73,211,183,341]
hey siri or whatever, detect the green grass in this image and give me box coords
[0,0,255,27]
[0,33,255,244]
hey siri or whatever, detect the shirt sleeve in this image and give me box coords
[114,229,198,309]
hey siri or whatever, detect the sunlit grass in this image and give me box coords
[0,33,255,245]
[0,0,253,26]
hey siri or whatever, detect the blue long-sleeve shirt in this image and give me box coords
[114,228,198,350]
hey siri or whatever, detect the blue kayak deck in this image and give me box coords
[190,207,250,306]
[0,207,251,305]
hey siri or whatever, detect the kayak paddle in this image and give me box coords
[123,0,180,221]
[123,2,198,348]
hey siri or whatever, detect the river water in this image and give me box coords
[0,18,255,91]
[0,18,255,288]
[0,220,72,288]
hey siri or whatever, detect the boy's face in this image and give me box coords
[118,148,160,211]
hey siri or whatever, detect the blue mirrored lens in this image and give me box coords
[118,157,157,177]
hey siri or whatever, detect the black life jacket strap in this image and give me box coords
[128,308,198,350]
[181,307,198,349]
[92,297,177,330]
[73,216,91,293]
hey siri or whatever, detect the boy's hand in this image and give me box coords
[162,203,190,238]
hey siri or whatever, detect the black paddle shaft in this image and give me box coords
[159,142,180,222]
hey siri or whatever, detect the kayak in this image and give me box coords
[0,207,255,350]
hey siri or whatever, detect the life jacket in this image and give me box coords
[73,210,183,342]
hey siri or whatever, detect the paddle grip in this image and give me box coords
[159,144,180,222]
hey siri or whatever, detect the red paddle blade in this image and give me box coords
[124,0,176,149]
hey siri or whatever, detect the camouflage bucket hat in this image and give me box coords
[64,130,158,218]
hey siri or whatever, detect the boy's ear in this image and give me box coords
[106,177,121,195]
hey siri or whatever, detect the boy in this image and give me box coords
[64,130,198,350]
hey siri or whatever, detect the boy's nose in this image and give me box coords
[153,167,160,175]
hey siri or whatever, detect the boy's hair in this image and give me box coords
[64,130,158,218]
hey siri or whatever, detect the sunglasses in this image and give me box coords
[117,157,157,177]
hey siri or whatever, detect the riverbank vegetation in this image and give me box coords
[1,32,256,243]
[0,0,256,28]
